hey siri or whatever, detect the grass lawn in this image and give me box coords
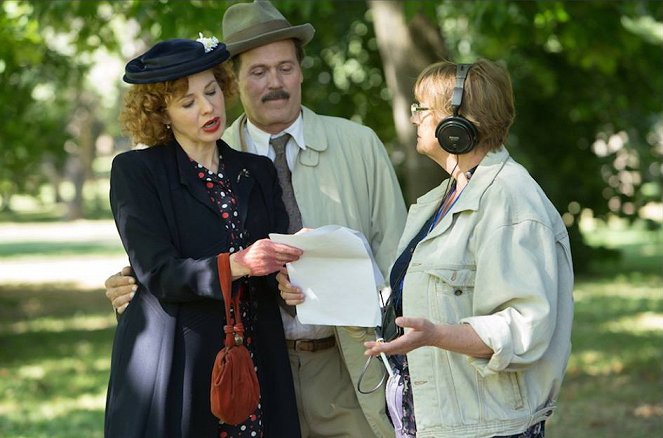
[547,222,663,437]
[0,283,115,438]
[0,220,661,437]
[548,273,662,437]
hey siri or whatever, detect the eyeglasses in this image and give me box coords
[410,102,430,121]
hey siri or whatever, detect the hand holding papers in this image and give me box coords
[269,226,383,327]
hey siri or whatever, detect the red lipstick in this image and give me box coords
[202,117,221,133]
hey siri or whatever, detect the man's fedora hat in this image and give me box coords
[222,0,315,56]
[124,35,230,84]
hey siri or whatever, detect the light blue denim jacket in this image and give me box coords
[400,147,574,437]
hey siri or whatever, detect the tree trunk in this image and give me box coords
[65,92,99,220]
[367,0,448,203]
[41,154,65,203]
[0,188,12,212]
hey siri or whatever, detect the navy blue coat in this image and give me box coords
[105,139,300,438]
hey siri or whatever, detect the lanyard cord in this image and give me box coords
[428,182,459,234]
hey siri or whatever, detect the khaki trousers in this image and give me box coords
[288,345,378,438]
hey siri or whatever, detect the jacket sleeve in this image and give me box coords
[460,220,560,376]
[110,152,222,303]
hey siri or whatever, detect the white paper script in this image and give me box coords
[269,225,383,327]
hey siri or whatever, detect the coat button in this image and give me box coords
[454,289,463,296]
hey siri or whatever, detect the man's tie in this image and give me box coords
[270,134,303,234]
[270,134,301,317]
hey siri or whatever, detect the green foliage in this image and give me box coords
[432,0,662,271]
[286,1,395,137]
[0,1,660,267]
[0,1,75,208]
[439,0,663,223]
[2,1,395,210]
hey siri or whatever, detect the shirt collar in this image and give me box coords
[245,111,306,154]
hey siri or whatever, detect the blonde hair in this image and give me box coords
[414,59,515,150]
[120,62,237,146]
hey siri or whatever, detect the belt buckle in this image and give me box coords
[293,339,313,352]
[289,336,335,352]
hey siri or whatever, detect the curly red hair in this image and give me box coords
[120,62,237,146]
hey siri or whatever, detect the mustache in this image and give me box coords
[261,90,290,103]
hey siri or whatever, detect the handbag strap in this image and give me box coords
[217,253,245,348]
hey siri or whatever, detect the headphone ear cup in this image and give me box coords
[435,116,478,155]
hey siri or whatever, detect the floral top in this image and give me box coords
[191,155,264,438]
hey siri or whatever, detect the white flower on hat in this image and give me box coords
[196,32,219,53]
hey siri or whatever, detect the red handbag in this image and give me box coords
[210,253,260,425]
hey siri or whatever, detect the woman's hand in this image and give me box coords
[364,316,437,356]
[276,267,306,305]
[104,266,138,314]
[230,238,302,277]
[364,317,493,359]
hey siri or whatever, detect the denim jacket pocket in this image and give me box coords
[425,267,475,324]
[479,370,526,416]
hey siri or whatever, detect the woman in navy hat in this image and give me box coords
[105,35,302,438]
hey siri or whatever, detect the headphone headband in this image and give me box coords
[451,64,472,116]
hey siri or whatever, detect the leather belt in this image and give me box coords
[286,336,336,352]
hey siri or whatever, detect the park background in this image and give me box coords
[0,0,661,437]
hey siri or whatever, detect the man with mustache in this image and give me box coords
[263,89,289,102]
[105,1,406,436]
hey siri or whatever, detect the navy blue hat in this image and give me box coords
[123,34,230,84]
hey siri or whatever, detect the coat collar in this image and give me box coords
[408,147,511,242]
[299,106,328,167]
[233,106,327,168]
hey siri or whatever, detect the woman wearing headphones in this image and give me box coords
[364,59,574,438]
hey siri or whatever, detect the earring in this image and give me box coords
[165,124,171,130]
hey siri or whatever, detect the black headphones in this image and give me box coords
[435,63,478,155]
